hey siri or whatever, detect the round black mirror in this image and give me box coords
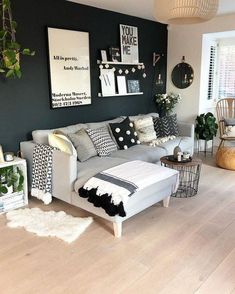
[171,61,194,89]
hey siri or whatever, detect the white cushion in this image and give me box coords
[134,117,156,143]
[48,133,77,156]
[223,126,235,138]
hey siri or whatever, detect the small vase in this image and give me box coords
[173,145,181,159]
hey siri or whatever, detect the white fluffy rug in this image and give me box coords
[6,208,93,243]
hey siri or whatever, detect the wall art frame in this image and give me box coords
[47,27,91,109]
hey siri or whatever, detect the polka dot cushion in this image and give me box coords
[110,117,140,149]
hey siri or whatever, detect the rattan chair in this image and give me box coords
[216,98,235,149]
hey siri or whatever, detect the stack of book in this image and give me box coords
[0,191,24,213]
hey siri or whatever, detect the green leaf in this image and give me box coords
[6,69,15,78]
[22,48,31,55]
[0,68,5,73]
[15,68,22,78]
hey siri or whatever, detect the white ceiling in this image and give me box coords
[68,0,235,21]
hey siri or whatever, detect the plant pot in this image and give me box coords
[0,184,13,196]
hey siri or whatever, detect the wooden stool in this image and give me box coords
[216,147,235,171]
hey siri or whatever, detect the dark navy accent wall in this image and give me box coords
[0,0,167,152]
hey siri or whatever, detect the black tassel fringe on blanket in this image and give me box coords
[79,187,126,217]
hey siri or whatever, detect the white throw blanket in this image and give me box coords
[79,160,179,217]
[31,144,55,205]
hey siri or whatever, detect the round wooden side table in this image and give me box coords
[160,156,202,198]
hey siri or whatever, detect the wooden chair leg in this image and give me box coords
[218,139,223,150]
[113,222,122,238]
[163,196,170,208]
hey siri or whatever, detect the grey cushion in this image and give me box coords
[110,144,166,163]
[86,127,117,157]
[224,117,235,126]
[32,123,88,145]
[68,129,97,162]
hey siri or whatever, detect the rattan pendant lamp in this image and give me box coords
[154,0,219,24]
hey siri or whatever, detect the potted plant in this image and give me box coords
[0,166,24,195]
[195,112,218,141]
[0,0,35,78]
[155,92,181,117]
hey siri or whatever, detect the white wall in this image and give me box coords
[167,13,235,123]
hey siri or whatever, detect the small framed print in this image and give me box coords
[101,50,107,62]
[109,47,121,62]
[117,76,127,95]
[127,80,140,93]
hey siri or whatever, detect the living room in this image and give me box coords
[0,0,235,293]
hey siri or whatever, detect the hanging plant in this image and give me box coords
[0,0,35,78]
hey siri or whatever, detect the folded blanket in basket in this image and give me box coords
[79,160,179,217]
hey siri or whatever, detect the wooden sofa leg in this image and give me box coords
[113,222,122,238]
[163,196,170,208]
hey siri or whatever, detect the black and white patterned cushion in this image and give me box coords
[153,114,179,137]
[110,117,140,149]
[86,127,117,157]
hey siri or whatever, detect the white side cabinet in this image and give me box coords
[0,157,28,214]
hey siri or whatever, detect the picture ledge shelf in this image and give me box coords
[97,60,144,66]
[98,92,144,98]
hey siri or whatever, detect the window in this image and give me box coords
[218,44,235,99]
[208,40,235,100]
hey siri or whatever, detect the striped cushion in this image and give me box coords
[86,127,117,157]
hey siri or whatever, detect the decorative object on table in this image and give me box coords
[183,151,191,160]
[4,152,14,162]
[195,112,218,154]
[117,76,127,95]
[0,164,24,195]
[0,0,35,78]
[216,98,235,150]
[160,156,202,198]
[120,24,139,63]
[154,0,219,25]
[100,68,116,96]
[100,50,108,62]
[6,208,93,243]
[47,27,91,108]
[153,114,179,137]
[173,138,182,160]
[109,47,121,62]
[127,80,140,93]
[155,93,181,117]
[165,155,192,163]
[109,117,140,150]
[0,145,4,163]
[172,56,194,89]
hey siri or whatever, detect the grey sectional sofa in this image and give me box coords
[20,113,194,237]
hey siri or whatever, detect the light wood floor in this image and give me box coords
[0,155,234,294]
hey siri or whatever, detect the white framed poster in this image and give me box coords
[120,24,139,63]
[47,27,91,108]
